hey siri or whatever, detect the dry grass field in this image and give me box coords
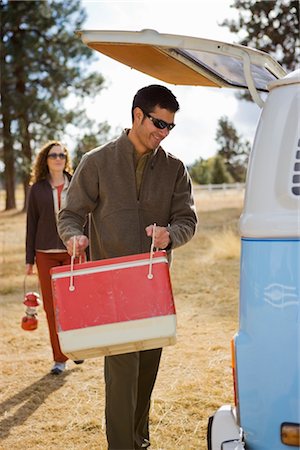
[0,188,244,450]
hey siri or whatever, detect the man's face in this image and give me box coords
[132,106,175,153]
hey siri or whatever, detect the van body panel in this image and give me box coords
[240,74,300,238]
[236,238,300,449]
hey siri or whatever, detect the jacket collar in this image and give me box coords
[121,128,161,160]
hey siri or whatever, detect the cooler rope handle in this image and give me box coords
[69,236,76,291]
[69,229,155,288]
[69,237,84,292]
[147,223,156,280]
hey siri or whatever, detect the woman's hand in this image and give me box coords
[25,264,34,275]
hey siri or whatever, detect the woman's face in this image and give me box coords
[46,145,67,173]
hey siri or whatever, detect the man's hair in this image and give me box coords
[131,84,179,121]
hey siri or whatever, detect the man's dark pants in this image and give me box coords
[104,348,162,449]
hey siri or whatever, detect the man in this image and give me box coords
[58,84,198,449]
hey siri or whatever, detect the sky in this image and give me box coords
[74,0,262,165]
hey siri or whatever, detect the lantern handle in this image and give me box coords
[23,273,40,297]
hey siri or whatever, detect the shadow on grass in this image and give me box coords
[0,371,70,439]
[0,209,25,217]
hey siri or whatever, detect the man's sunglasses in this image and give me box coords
[143,111,175,131]
[47,153,67,160]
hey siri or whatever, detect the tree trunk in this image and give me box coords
[0,33,16,210]
[1,97,16,210]
[20,117,32,211]
[15,46,32,211]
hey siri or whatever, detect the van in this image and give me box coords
[77,29,300,449]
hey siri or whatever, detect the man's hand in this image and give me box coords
[145,224,170,249]
[66,235,89,257]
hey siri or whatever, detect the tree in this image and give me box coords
[0,0,105,210]
[216,116,251,182]
[210,155,234,184]
[188,157,212,185]
[188,155,233,185]
[72,121,114,170]
[222,0,299,72]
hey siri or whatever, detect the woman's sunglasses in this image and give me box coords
[143,111,175,131]
[47,153,67,160]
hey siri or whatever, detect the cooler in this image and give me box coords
[50,250,176,359]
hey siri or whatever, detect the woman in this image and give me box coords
[25,140,84,375]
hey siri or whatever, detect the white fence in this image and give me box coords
[193,183,245,192]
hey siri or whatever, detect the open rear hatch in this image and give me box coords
[77,28,286,107]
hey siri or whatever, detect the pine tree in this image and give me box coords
[72,121,114,170]
[0,0,105,209]
[216,116,250,182]
[222,0,299,72]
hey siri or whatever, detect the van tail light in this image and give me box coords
[231,336,240,423]
[231,337,237,406]
[281,423,300,446]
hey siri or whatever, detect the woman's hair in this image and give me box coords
[131,84,180,121]
[30,140,73,184]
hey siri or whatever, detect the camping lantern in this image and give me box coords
[21,286,41,331]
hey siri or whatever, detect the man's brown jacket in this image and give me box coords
[58,130,197,262]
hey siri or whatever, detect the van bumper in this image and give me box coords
[207,405,244,450]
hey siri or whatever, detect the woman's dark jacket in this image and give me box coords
[26,174,72,265]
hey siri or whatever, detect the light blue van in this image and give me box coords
[77,29,300,449]
[233,70,299,450]
[208,69,300,450]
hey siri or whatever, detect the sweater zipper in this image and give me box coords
[137,156,155,253]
